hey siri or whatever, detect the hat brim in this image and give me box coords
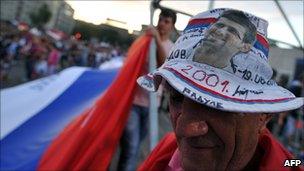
[137,60,304,113]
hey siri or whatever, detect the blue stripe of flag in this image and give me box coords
[0,68,118,171]
[254,41,269,57]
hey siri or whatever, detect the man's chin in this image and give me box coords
[182,157,217,171]
[199,42,219,54]
[202,40,221,47]
[179,144,225,170]
[157,29,166,35]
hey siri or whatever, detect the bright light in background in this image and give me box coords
[67,1,303,47]
[67,1,150,31]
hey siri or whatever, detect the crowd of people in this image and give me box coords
[268,70,304,159]
[0,21,125,87]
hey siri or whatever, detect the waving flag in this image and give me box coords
[38,36,151,170]
[0,67,118,170]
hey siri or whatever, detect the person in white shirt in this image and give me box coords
[117,8,176,171]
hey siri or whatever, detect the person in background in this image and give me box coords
[278,74,290,88]
[47,43,61,75]
[267,68,279,133]
[280,72,304,154]
[117,9,176,171]
[34,54,48,78]
[6,35,19,61]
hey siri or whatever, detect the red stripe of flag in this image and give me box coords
[188,18,217,25]
[257,34,269,49]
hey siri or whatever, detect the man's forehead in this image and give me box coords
[215,17,246,32]
[222,17,245,29]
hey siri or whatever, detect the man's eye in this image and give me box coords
[214,23,225,28]
[227,27,240,38]
[170,91,184,104]
[164,82,184,105]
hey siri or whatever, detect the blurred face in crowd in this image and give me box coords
[157,15,174,36]
[165,83,270,170]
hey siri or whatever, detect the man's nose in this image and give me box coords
[158,20,165,27]
[176,117,209,137]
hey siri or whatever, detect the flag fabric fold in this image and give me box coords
[1,67,118,171]
[38,36,151,170]
[137,132,177,171]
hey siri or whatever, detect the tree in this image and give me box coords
[29,4,52,28]
[72,20,136,48]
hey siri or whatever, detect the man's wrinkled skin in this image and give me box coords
[165,83,271,170]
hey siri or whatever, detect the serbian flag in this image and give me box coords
[0,66,119,170]
[38,36,151,170]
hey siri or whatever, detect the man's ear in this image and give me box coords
[239,43,252,53]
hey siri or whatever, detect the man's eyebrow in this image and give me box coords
[215,22,224,26]
[228,26,241,39]
[213,22,242,39]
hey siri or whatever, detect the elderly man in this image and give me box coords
[137,9,304,171]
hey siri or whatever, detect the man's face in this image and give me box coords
[202,17,247,56]
[166,83,266,170]
[157,15,174,36]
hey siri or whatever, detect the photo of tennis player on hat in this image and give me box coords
[137,8,304,171]
[193,10,256,68]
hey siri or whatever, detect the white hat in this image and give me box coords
[137,8,304,113]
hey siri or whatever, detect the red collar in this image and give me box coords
[138,130,303,171]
